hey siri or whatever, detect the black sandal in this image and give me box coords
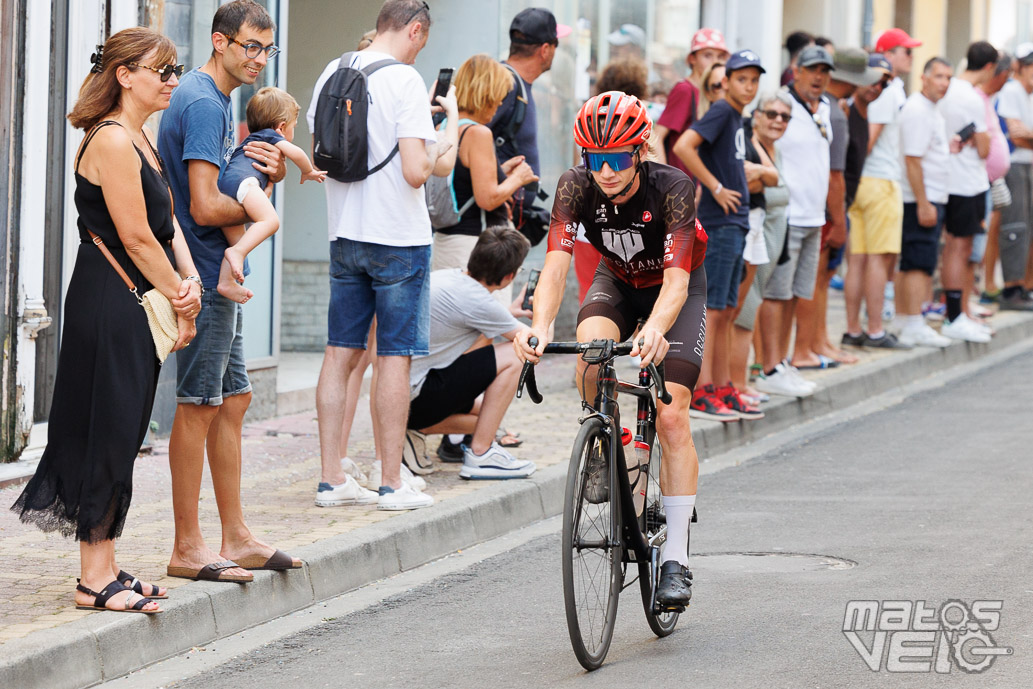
[75,579,161,614]
[117,569,169,599]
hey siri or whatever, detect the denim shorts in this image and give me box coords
[328,238,431,356]
[702,225,747,310]
[176,290,251,405]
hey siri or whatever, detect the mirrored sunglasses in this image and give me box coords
[582,151,636,172]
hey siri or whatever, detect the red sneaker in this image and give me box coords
[716,383,765,420]
[689,385,739,422]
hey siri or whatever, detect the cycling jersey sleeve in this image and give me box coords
[660,173,705,273]
[546,167,586,254]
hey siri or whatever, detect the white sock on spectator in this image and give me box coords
[907,315,924,329]
[448,434,465,444]
[661,495,696,567]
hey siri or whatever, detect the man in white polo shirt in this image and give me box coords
[754,45,832,398]
[938,41,996,343]
[897,56,954,348]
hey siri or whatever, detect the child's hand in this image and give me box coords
[301,168,328,184]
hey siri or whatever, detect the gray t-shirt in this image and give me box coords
[827,93,850,173]
[409,269,521,399]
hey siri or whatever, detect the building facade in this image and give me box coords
[3,0,1031,462]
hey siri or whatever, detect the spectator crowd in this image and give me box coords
[12,0,1033,612]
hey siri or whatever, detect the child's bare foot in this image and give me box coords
[224,248,245,283]
[217,256,253,303]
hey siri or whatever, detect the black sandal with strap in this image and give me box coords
[75,579,161,614]
[117,570,169,599]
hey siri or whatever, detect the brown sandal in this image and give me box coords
[75,580,161,614]
[232,549,302,571]
[166,560,253,583]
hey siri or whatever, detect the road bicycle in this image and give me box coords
[517,337,692,670]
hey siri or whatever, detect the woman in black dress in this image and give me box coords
[11,27,202,613]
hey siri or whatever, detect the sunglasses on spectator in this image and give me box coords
[405,1,430,25]
[760,109,792,122]
[583,150,636,172]
[812,113,829,140]
[126,61,185,82]
[222,34,280,60]
[707,81,724,92]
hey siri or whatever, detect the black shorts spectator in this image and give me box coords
[408,346,497,430]
[945,193,986,238]
[900,202,946,275]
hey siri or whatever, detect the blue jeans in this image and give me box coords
[176,290,251,405]
[328,238,431,356]
[702,225,747,309]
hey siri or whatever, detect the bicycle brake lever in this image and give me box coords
[516,361,543,404]
[647,362,672,405]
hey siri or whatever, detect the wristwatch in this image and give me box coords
[184,275,204,296]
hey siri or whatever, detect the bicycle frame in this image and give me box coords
[588,361,656,566]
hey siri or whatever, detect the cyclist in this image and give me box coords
[514,91,707,609]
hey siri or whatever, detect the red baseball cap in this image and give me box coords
[874,28,922,53]
[690,28,729,55]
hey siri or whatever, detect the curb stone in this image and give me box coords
[1,313,1030,689]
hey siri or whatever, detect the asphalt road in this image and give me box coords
[161,349,1033,689]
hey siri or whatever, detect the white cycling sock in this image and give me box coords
[661,495,696,567]
[448,434,465,444]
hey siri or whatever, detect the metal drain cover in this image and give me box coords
[693,552,856,573]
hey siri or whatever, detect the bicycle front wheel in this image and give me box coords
[562,416,622,671]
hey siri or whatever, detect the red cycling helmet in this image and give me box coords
[574,91,653,149]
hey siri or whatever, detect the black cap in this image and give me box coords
[510,8,571,45]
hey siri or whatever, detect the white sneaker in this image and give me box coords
[941,313,991,343]
[315,475,379,507]
[365,460,426,492]
[340,456,367,484]
[753,364,814,397]
[782,360,817,392]
[377,481,434,511]
[459,441,536,480]
[899,323,951,348]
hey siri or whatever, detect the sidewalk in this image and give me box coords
[1,291,1031,689]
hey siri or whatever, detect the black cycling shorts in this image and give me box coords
[577,262,707,391]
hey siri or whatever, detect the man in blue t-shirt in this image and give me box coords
[673,49,764,422]
[157,1,297,583]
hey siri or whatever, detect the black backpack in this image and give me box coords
[313,51,401,183]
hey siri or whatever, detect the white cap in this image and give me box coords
[1017,42,1033,63]
[607,24,645,47]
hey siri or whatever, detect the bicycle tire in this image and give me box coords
[639,438,679,636]
[562,416,622,670]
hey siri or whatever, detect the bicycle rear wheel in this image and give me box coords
[639,438,679,636]
[562,416,622,670]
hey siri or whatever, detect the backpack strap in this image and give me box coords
[494,63,527,151]
[357,55,404,175]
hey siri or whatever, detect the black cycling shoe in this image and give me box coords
[655,560,693,610]
[436,435,471,463]
[583,456,609,504]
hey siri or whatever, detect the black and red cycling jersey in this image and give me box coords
[547,161,708,289]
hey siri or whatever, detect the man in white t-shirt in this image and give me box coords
[407,228,536,480]
[897,57,954,348]
[842,28,921,349]
[308,0,460,511]
[996,43,1033,309]
[754,45,832,399]
[938,41,997,343]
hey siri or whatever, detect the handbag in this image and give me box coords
[88,230,179,363]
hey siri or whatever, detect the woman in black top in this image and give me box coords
[431,55,538,275]
[11,28,202,613]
